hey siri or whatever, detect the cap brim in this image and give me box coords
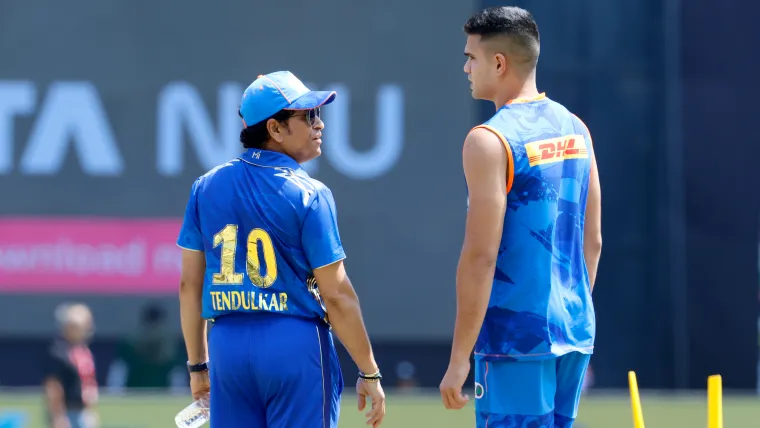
[285,90,337,110]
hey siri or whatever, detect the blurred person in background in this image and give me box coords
[394,361,419,392]
[42,303,99,428]
[106,303,186,393]
[440,6,601,427]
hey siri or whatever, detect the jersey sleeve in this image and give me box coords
[176,179,204,252]
[301,187,346,269]
[572,114,594,149]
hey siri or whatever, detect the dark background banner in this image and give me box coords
[681,0,760,390]
[0,0,476,341]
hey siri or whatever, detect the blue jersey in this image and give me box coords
[473,94,595,361]
[177,148,345,323]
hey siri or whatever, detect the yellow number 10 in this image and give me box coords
[212,224,278,288]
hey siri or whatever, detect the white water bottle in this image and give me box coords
[174,398,210,428]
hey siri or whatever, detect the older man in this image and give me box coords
[42,303,99,428]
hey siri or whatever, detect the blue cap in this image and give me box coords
[239,71,337,127]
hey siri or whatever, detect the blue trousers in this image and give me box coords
[209,313,343,428]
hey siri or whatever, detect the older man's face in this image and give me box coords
[63,308,94,344]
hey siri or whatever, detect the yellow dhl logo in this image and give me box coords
[525,135,588,167]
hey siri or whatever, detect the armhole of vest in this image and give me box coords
[470,125,514,194]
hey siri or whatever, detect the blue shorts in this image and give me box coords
[474,352,591,428]
[208,312,343,428]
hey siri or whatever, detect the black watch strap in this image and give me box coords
[187,361,209,373]
[358,370,382,383]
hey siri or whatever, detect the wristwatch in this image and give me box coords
[358,370,383,383]
[187,361,209,373]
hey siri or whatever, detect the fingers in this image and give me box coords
[439,383,451,409]
[452,390,469,409]
[356,379,367,412]
[364,396,385,426]
[356,380,367,411]
[192,387,210,400]
[440,387,469,410]
[191,379,210,403]
[366,401,385,427]
[363,383,386,426]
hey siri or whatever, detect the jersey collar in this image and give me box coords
[238,148,301,170]
[505,93,547,105]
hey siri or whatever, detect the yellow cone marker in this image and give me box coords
[628,371,645,428]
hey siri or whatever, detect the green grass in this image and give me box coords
[1,391,759,427]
